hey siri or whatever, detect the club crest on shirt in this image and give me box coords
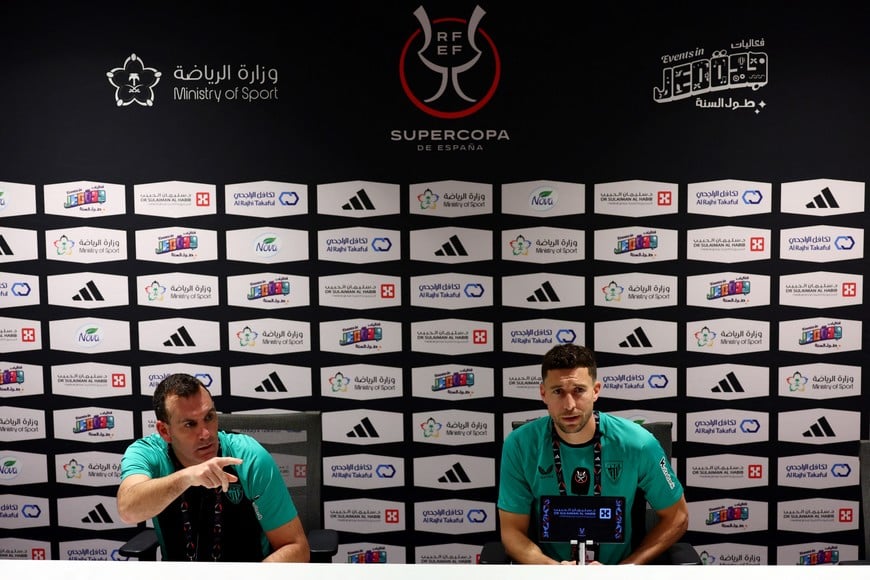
[605,461,623,483]
[226,482,244,504]
[537,464,554,476]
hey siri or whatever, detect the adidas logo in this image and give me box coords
[72,280,105,302]
[712,371,744,393]
[527,281,560,303]
[803,416,836,437]
[618,327,653,348]
[342,189,375,210]
[434,235,468,257]
[805,187,839,209]
[438,462,471,484]
[81,503,114,524]
[0,235,13,255]
[254,371,288,393]
[163,326,196,347]
[347,417,379,438]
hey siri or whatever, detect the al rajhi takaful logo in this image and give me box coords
[106,53,161,107]
[394,4,509,151]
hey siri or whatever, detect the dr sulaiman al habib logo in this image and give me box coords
[107,54,161,107]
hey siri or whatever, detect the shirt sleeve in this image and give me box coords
[239,436,298,532]
[636,432,684,511]
[120,436,161,480]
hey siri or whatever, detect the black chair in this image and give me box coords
[838,439,870,565]
[479,420,700,565]
[118,411,339,562]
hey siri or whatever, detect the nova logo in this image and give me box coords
[798,324,842,345]
[64,188,106,208]
[0,457,20,478]
[0,368,25,384]
[432,371,475,391]
[418,188,440,210]
[248,279,290,300]
[530,188,556,210]
[155,234,198,254]
[708,279,750,300]
[706,504,749,525]
[509,235,532,256]
[614,234,657,254]
[73,414,115,433]
[340,326,382,346]
[254,234,281,256]
[76,325,104,347]
[329,372,351,392]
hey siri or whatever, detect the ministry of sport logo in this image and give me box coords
[106,54,161,107]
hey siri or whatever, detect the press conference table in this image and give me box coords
[4,560,867,579]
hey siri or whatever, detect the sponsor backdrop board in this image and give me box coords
[0,0,866,565]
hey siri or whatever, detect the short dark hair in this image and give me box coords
[541,344,597,381]
[153,373,206,422]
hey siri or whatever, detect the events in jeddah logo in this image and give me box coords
[106,54,162,107]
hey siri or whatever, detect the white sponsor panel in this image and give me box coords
[501,226,584,264]
[778,453,859,489]
[781,178,865,216]
[607,410,678,440]
[599,364,678,400]
[0,182,36,217]
[318,227,400,264]
[140,411,157,437]
[0,407,45,442]
[53,408,134,443]
[686,454,768,490]
[503,273,585,309]
[322,409,404,445]
[0,494,50,528]
[317,180,399,217]
[780,271,862,308]
[134,227,217,264]
[593,227,678,263]
[503,364,541,400]
[776,541,858,565]
[686,272,769,309]
[411,319,493,355]
[55,451,123,487]
[412,410,494,446]
[225,180,308,217]
[502,410,547,440]
[319,273,399,309]
[411,273,492,309]
[413,454,495,490]
[594,272,676,309]
[0,361,42,397]
[0,536,52,559]
[686,409,768,444]
[137,272,219,309]
[411,364,493,400]
[320,364,402,400]
[693,542,768,565]
[228,318,310,355]
[337,542,406,564]
[44,181,125,217]
[59,538,127,561]
[415,499,495,534]
[229,363,311,399]
[323,498,405,533]
[415,542,482,564]
[324,453,404,489]
[594,318,677,355]
[502,319,584,356]
[0,451,47,485]
[687,498,768,533]
[0,317,41,353]
[778,498,860,533]
[777,362,860,399]
[778,317,861,354]
[686,317,769,355]
[139,363,221,397]
[409,180,492,218]
[49,318,130,354]
[686,226,770,263]
[594,179,679,217]
[57,495,130,530]
[0,228,38,264]
[228,273,309,309]
[47,272,128,308]
[0,273,39,308]
[780,225,864,262]
[138,318,220,354]
[133,180,215,217]
[45,227,127,264]
[687,178,772,217]
[778,409,860,444]
[226,227,308,263]
[51,362,132,398]
[501,180,584,217]
[319,319,402,355]
[686,364,769,400]
[410,227,491,264]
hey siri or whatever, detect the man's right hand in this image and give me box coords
[184,456,243,491]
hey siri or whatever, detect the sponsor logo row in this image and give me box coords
[0,315,862,356]
[0,225,864,265]
[1,178,864,219]
[0,407,862,447]
[0,271,863,311]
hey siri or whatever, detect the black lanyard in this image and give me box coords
[551,410,601,496]
[170,445,224,561]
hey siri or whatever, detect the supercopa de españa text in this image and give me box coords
[173,86,278,102]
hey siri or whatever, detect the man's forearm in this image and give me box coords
[502,531,559,564]
[262,542,309,563]
[117,471,191,524]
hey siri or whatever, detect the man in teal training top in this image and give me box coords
[497,344,689,564]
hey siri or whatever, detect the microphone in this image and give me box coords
[571,467,590,495]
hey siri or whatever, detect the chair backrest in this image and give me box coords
[859,440,870,560]
[635,422,673,545]
[217,411,323,533]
